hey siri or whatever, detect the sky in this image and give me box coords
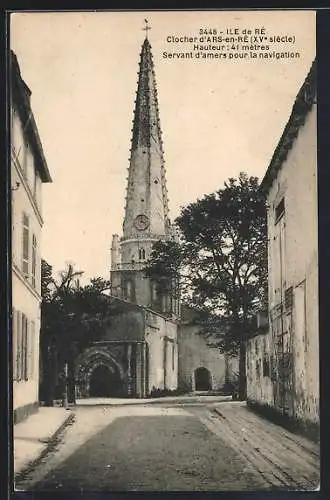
[10,10,316,283]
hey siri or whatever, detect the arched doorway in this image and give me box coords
[194,367,212,391]
[89,364,122,397]
[75,346,126,399]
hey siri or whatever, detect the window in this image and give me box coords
[172,343,175,371]
[22,213,29,277]
[16,311,22,380]
[32,234,37,288]
[12,307,17,380]
[14,311,31,382]
[12,108,24,165]
[30,321,35,379]
[139,248,146,261]
[273,197,286,297]
[22,314,28,381]
[275,198,285,224]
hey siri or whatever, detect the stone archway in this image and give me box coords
[75,346,126,399]
[89,363,122,397]
[194,367,212,391]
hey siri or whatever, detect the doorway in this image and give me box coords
[89,364,122,397]
[194,367,212,391]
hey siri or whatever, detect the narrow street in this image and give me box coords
[15,399,319,492]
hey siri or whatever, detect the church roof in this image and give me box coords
[108,294,178,323]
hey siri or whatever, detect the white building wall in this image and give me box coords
[145,310,178,392]
[266,104,318,425]
[12,272,41,409]
[164,320,178,391]
[11,105,43,420]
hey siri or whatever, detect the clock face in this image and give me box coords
[134,214,150,231]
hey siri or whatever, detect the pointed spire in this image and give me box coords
[123,31,171,239]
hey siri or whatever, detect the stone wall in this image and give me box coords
[178,323,237,392]
[246,331,273,408]
[104,308,145,341]
[145,310,178,392]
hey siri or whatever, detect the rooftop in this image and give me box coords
[10,50,52,183]
[260,59,316,194]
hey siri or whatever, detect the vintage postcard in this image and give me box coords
[10,10,318,492]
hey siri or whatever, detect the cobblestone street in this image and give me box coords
[15,400,319,492]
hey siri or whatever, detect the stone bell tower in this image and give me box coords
[110,26,179,317]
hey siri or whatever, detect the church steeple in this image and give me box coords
[123,32,170,239]
[110,28,179,317]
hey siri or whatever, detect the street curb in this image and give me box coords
[75,396,233,408]
[14,411,76,484]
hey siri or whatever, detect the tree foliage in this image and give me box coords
[145,172,268,397]
[40,261,120,403]
[41,261,118,345]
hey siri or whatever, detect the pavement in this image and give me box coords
[14,398,320,492]
[13,395,227,481]
[14,407,75,480]
[208,402,319,490]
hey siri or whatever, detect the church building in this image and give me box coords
[74,29,236,400]
[75,33,179,399]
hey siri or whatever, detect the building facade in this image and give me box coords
[246,61,318,437]
[11,51,52,423]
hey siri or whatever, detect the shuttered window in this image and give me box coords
[32,234,37,288]
[16,311,22,380]
[14,311,34,382]
[12,307,17,380]
[30,320,35,379]
[273,197,286,299]
[21,314,28,380]
[22,213,29,277]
